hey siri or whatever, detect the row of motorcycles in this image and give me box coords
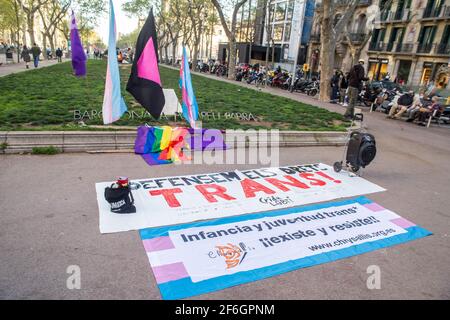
[234,65,320,96]
[198,61,228,77]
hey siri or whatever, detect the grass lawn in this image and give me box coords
[0,60,349,131]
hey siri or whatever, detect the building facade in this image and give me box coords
[367,0,450,89]
[260,0,315,69]
[306,0,375,76]
[217,0,315,68]
[306,0,449,89]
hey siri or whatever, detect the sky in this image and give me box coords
[96,0,139,44]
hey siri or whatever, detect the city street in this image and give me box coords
[1,105,449,300]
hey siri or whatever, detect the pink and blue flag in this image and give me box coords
[69,11,86,76]
[179,47,199,128]
[102,0,127,124]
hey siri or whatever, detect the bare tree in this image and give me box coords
[38,0,71,59]
[18,0,50,45]
[187,0,206,70]
[318,0,359,101]
[211,0,249,80]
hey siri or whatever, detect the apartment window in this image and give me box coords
[423,0,444,18]
[275,2,286,22]
[388,28,399,51]
[438,25,450,54]
[284,23,291,42]
[287,0,294,20]
[269,3,275,23]
[417,25,437,53]
[273,25,284,42]
[369,28,386,50]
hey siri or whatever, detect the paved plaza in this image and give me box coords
[1,94,449,299]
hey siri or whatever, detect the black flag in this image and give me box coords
[126,8,165,119]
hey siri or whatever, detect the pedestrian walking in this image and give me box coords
[55,48,63,62]
[21,45,31,69]
[344,58,368,120]
[30,43,41,68]
[339,72,349,105]
[330,70,340,103]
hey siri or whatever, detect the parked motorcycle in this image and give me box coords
[304,80,320,96]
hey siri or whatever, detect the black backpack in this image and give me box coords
[104,184,136,214]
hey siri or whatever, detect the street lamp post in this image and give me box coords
[290,0,307,88]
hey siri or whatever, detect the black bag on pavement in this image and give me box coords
[104,184,136,214]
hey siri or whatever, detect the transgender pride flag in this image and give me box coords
[102,0,127,124]
[179,47,199,128]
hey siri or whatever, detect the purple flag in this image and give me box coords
[70,11,86,76]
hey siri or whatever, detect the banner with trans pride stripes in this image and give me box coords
[140,197,431,300]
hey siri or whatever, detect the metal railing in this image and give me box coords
[348,33,366,43]
[316,0,372,8]
[395,43,413,53]
[377,9,410,23]
[436,43,450,55]
[368,42,386,51]
[417,43,434,53]
[310,34,321,42]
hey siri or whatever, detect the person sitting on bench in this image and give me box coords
[387,90,416,119]
[416,96,443,126]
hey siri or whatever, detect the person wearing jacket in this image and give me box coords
[387,91,417,119]
[30,43,41,68]
[339,72,349,105]
[55,48,63,62]
[21,45,31,69]
[330,70,341,103]
[344,59,369,120]
[416,96,443,126]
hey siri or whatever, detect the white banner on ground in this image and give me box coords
[96,163,385,233]
[168,202,405,283]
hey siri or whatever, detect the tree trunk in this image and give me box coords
[27,13,35,45]
[172,40,177,65]
[49,33,55,58]
[22,23,27,46]
[271,40,275,67]
[42,32,47,60]
[164,45,169,64]
[227,42,237,80]
[209,31,213,60]
[193,46,199,70]
[318,0,334,102]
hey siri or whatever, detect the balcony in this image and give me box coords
[368,42,387,52]
[395,43,413,53]
[436,43,450,55]
[348,33,366,44]
[376,9,410,23]
[315,0,372,9]
[310,34,321,42]
[386,42,395,52]
[421,5,450,19]
[417,43,434,53]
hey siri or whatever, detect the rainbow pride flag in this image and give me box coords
[179,47,199,128]
[134,126,190,166]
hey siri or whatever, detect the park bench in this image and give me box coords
[426,108,450,128]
